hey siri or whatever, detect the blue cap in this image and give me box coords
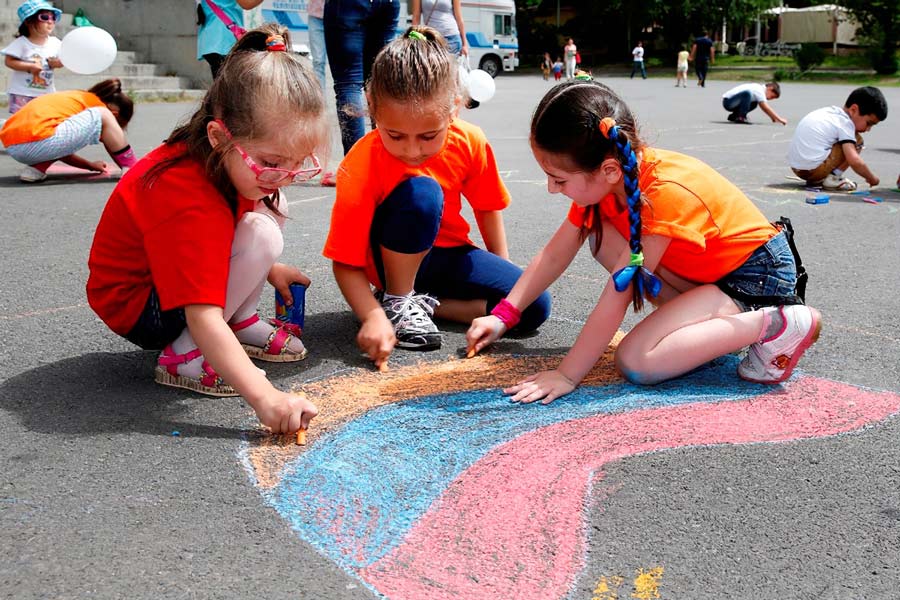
[17,1,62,25]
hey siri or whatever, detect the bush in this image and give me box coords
[794,43,825,72]
[866,45,898,75]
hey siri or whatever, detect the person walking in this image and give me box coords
[689,31,714,87]
[563,38,577,80]
[630,41,646,79]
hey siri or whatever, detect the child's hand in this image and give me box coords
[88,160,108,172]
[503,369,576,405]
[268,262,311,303]
[358,312,396,370]
[255,390,318,434]
[47,57,63,69]
[867,175,880,187]
[465,315,506,357]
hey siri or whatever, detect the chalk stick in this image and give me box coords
[378,361,389,373]
[296,429,307,446]
[466,348,476,359]
[861,196,883,204]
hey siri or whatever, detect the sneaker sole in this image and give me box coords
[395,336,443,351]
[740,308,822,384]
[154,366,240,397]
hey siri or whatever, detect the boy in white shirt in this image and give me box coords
[788,86,887,191]
[722,81,786,125]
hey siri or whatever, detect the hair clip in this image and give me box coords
[266,35,286,52]
[574,70,592,81]
[599,117,616,138]
[408,30,427,41]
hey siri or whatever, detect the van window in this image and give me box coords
[493,14,514,36]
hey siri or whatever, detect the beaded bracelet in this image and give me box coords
[490,298,521,330]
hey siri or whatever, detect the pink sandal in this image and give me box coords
[155,345,238,397]
[230,314,308,362]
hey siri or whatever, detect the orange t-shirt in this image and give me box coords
[567,147,777,283]
[87,143,256,336]
[0,90,105,146]
[323,118,511,286]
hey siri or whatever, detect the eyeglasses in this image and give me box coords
[215,120,321,185]
[36,12,59,22]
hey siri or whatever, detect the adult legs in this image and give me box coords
[565,58,576,79]
[722,91,758,120]
[695,59,708,85]
[202,53,225,79]
[307,15,328,98]
[325,0,399,155]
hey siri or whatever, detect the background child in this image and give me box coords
[721,81,787,125]
[87,25,323,435]
[551,57,563,81]
[675,46,688,87]
[2,0,63,114]
[0,78,136,182]
[323,26,551,370]
[788,86,886,191]
[540,52,552,81]
[468,79,820,403]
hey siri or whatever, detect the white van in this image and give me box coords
[259,0,519,77]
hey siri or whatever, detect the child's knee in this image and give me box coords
[614,343,663,385]
[518,290,552,332]
[234,211,284,261]
[378,176,444,252]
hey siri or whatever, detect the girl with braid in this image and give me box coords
[467,80,821,403]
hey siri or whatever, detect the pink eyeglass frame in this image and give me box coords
[215,119,321,184]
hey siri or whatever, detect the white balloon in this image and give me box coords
[59,27,117,75]
[467,69,496,103]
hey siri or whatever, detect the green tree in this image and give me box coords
[839,0,900,74]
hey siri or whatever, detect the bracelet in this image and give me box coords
[490,298,521,330]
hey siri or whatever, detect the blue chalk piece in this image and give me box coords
[805,194,829,205]
[849,190,870,196]
[171,430,180,437]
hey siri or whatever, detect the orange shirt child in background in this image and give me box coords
[468,79,821,403]
[324,26,551,370]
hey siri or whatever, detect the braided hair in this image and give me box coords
[530,79,660,311]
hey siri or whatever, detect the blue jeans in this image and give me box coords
[370,177,552,332]
[722,91,758,119]
[324,0,399,155]
[307,15,327,98]
[630,61,646,79]
[716,232,800,311]
[444,34,462,56]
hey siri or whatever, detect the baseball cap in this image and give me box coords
[17,1,62,25]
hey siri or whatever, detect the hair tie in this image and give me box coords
[266,35,286,52]
[574,70,592,81]
[408,30,427,41]
[599,117,616,139]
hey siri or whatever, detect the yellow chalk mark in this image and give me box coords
[632,566,663,600]
[592,575,624,600]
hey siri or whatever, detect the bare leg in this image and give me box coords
[381,247,427,296]
[434,298,487,324]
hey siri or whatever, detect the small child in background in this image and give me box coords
[540,52,552,81]
[468,79,820,403]
[788,86,886,191]
[2,0,63,114]
[552,57,563,81]
[87,25,323,435]
[0,78,136,182]
[721,81,787,125]
[324,26,551,370]
[675,46,689,87]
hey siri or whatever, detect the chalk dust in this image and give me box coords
[248,334,624,489]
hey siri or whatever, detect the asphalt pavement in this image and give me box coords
[1,74,898,600]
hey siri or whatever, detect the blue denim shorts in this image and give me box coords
[716,231,800,311]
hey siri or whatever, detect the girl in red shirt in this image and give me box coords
[87,25,324,435]
[468,79,821,402]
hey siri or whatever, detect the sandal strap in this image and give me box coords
[230,313,261,332]
[158,344,203,370]
[264,326,293,356]
[270,318,303,338]
[199,361,223,387]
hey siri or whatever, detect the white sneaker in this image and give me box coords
[738,305,822,384]
[380,291,442,350]
[19,165,47,183]
[821,173,857,191]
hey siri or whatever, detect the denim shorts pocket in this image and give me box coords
[717,232,798,308]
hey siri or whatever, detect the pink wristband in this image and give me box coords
[490,298,521,329]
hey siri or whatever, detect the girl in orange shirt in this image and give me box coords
[468,79,821,402]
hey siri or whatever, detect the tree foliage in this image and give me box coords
[839,0,900,74]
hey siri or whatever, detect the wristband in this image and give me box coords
[490,298,521,330]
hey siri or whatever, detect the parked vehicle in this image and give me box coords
[259,0,519,77]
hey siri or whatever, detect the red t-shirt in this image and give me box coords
[323,118,511,286]
[567,147,777,283]
[87,143,255,335]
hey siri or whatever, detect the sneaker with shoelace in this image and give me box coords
[821,173,857,191]
[19,165,47,183]
[738,304,822,384]
[380,291,442,350]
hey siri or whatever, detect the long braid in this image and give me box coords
[600,117,661,311]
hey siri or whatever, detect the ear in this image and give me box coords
[207,119,226,148]
[599,157,623,183]
[846,103,860,118]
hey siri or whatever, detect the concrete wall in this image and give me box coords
[58,0,211,86]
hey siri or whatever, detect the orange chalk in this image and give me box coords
[466,348,476,359]
[378,361,389,373]
[296,429,307,446]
